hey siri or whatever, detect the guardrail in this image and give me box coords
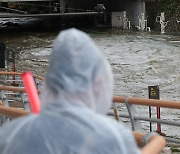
[112,96,180,144]
[0,71,44,90]
[0,72,44,81]
[0,85,41,94]
[0,105,29,118]
[0,99,166,154]
[0,81,179,144]
[0,72,178,147]
[0,71,43,113]
[113,96,180,109]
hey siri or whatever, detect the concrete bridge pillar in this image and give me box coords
[125,1,145,28]
[111,0,147,29]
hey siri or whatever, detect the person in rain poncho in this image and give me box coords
[0,28,140,154]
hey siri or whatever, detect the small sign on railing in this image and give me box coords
[148,86,161,133]
[148,86,160,99]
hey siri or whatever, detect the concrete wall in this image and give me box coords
[111,11,124,27]
[110,0,146,28]
[146,2,156,28]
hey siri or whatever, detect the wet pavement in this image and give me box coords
[0,28,180,138]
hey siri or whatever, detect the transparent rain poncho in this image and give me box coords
[0,28,140,154]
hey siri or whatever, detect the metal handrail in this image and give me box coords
[0,91,167,153]
[0,85,41,94]
[1,94,179,119]
[108,112,180,127]
[112,96,180,144]
[0,72,44,81]
[0,105,30,118]
[0,85,25,93]
[0,105,166,153]
[113,96,180,109]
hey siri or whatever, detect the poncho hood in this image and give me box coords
[41,28,113,115]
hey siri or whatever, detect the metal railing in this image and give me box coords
[0,72,44,81]
[0,105,166,154]
[0,72,178,148]
[0,71,43,123]
[0,82,179,144]
[111,96,180,144]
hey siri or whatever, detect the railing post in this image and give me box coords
[0,90,10,124]
[148,86,161,133]
[20,92,30,110]
[113,103,119,121]
[7,49,16,81]
[124,97,143,131]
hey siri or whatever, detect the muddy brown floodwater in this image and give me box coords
[1,28,180,138]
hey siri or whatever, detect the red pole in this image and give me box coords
[157,107,161,133]
[148,86,161,133]
[21,72,41,114]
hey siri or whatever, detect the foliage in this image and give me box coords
[155,0,180,32]
[156,0,180,16]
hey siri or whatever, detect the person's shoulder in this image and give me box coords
[96,114,127,128]
[96,114,136,139]
[0,114,36,138]
[87,114,141,154]
[0,114,39,151]
[102,116,141,154]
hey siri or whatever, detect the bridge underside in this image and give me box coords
[0,0,154,9]
[0,0,155,28]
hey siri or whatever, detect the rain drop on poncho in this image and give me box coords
[0,28,140,154]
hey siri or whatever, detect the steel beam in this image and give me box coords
[0,12,103,18]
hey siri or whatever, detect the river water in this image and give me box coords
[1,28,180,138]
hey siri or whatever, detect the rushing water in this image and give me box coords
[1,28,180,138]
